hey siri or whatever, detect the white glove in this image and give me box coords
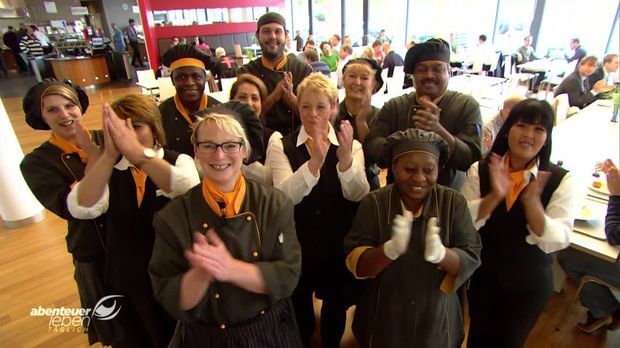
[383,211,413,260]
[424,217,446,264]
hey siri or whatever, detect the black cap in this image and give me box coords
[403,38,450,74]
[23,80,89,130]
[342,58,384,94]
[194,101,264,164]
[256,12,286,32]
[161,44,215,70]
[382,128,449,167]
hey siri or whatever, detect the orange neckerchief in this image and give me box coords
[505,154,535,210]
[48,132,90,164]
[261,55,287,71]
[305,138,314,153]
[130,167,147,207]
[201,174,246,217]
[173,94,208,126]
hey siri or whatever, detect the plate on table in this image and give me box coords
[588,180,610,197]
[575,201,607,221]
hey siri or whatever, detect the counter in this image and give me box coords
[46,55,110,85]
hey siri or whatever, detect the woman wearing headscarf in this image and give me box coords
[461,99,577,347]
[343,129,481,348]
[159,44,221,156]
[66,94,199,347]
[19,80,119,345]
[149,108,302,347]
[334,58,384,190]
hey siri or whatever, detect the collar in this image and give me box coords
[296,124,339,148]
[261,55,287,71]
[388,184,440,224]
[414,91,446,106]
[114,147,164,170]
[502,153,540,180]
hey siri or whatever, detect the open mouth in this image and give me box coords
[59,120,75,127]
[410,185,425,192]
[210,163,231,171]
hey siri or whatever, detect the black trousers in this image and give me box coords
[467,275,553,348]
[129,41,143,66]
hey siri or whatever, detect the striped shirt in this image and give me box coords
[19,35,44,57]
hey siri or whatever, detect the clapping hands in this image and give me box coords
[184,230,236,283]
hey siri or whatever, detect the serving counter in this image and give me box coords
[46,55,110,85]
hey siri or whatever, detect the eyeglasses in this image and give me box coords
[196,141,243,154]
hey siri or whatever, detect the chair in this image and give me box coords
[136,69,156,95]
[157,78,176,102]
[539,60,578,100]
[220,77,237,98]
[557,275,620,332]
[551,93,569,125]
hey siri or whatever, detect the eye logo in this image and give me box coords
[91,295,123,321]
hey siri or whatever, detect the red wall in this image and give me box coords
[136,0,285,69]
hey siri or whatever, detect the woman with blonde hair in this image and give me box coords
[20,80,119,346]
[149,108,302,347]
[66,93,199,347]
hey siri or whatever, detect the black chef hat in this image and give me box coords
[256,12,286,32]
[161,44,215,71]
[403,38,451,74]
[342,58,385,94]
[382,128,450,168]
[194,101,264,164]
[23,79,89,130]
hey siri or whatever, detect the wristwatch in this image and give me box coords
[143,147,156,159]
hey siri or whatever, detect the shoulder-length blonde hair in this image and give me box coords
[110,94,167,147]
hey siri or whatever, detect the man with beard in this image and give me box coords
[238,12,312,135]
[159,44,221,156]
[365,38,482,190]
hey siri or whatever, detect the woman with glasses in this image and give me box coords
[66,94,199,347]
[149,107,302,347]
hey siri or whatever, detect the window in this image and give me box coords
[493,0,536,54]
[343,0,364,47]
[311,0,341,44]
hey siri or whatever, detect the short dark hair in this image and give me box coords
[305,49,319,62]
[340,44,353,55]
[580,55,598,66]
[479,34,487,42]
[129,19,135,24]
[372,39,382,47]
[489,99,555,170]
[571,38,580,44]
[320,41,331,50]
[332,34,341,42]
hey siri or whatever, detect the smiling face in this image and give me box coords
[172,66,206,105]
[343,62,375,100]
[232,82,262,116]
[507,120,547,169]
[194,122,245,192]
[257,23,286,61]
[413,60,450,99]
[393,151,438,208]
[298,91,335,137]
[41,95,83,141]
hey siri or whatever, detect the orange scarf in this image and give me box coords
[173,94,208,126]
[48,132,90,164]
[201,174,246,217]
[261,55,288,71]
[504,155,535,210]
[130,167,147,207]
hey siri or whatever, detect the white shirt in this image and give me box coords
[66,149,199,219]
[266,124,369,205]
[460,158,577,253]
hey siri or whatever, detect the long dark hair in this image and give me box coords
[488,98,555,170]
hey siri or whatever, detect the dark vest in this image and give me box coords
[281,131,359,246]
[105,150,180,292]
[476,158,567,290]
[282,131,361,301]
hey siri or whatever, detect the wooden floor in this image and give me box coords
[1,83,619,347]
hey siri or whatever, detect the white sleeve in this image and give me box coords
[164,153,201,199]
[337,140,370,202]
[460,161,489,230]
[66,182,110,219]
[242,162,273,187]
[525,172,577,253]
[266,131,318,205]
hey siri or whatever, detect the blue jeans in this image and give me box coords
[558,248,620,319]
